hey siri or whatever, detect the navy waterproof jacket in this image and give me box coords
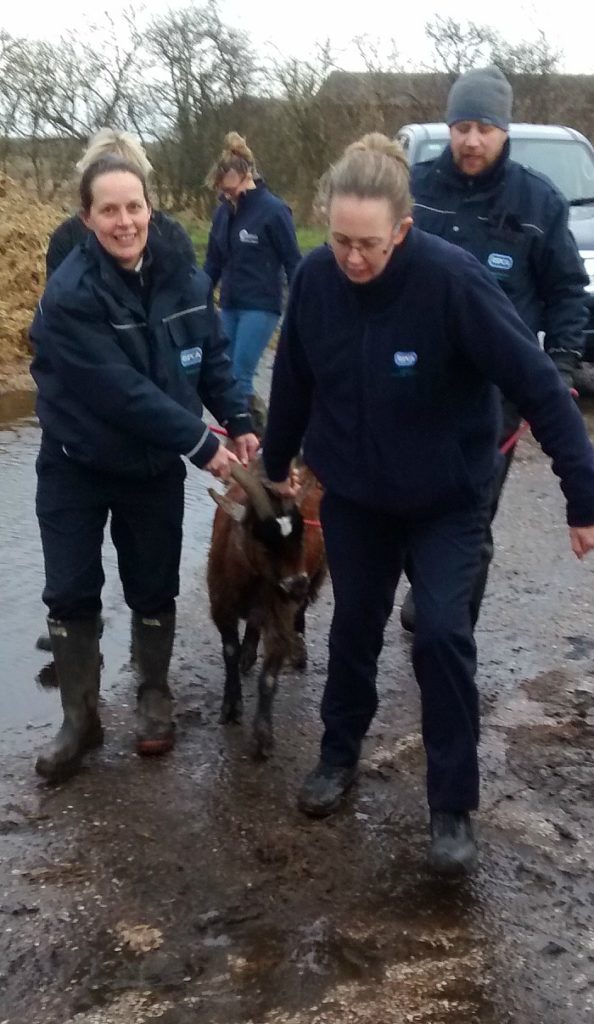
[411,142,588,375]
[46,210,196,278]
[30,233,252,478]
[262,229,594,527]
[204,183,301,314]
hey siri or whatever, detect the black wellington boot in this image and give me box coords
[35,617,103,782]
[428,811,478,876]
[132,611,176,756]
[297,760,358,818]
[35,616,104,652]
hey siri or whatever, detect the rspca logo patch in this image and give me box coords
[180,347,202,370]
[487,252,513,271]
[393,351,418,369]
[239,228,259,245]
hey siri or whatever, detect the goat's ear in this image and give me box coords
[208,488,246,523]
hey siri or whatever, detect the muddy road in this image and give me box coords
[1,384,594,1024]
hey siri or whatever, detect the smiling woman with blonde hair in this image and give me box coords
[45,127,195,276]
[30,155,258,783]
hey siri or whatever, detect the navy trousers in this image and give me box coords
[319,491,489,811]
[36,440,185,621]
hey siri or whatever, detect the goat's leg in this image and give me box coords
[253,606,294,758]
[292,603,307,671]
[239,617,261,675]
[217,621,243,724]
[253,650,284,759]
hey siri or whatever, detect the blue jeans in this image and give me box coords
[220,309,279,401]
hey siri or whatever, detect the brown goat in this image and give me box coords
[207,461,326,758]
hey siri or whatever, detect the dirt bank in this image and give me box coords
[0,175,63,388]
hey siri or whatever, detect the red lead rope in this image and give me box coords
[499,388,579,456]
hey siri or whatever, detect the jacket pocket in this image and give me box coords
[163,306,210,377]
[481,224,532,290]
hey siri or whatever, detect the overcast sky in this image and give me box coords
[2,0,593,74]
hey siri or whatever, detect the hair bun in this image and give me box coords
[223,132,253,162]
[345,132,408,169]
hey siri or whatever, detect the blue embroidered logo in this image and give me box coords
[181,347,202,370]
[488,252,513,271]
[394,351,418,368]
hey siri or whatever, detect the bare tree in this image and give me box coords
[425,15,495,76]
[145,1,257,206]
[263,41,344,217]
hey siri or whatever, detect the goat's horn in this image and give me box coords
[229,463,275,520]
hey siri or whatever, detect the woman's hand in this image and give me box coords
[266,474,299,499]
[231,432,260,466]
[570,525,594,559]
[204,445,240,481]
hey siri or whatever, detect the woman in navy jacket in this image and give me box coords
[30,154,258,783]
[204,133,301,426]
[262,134,594,876]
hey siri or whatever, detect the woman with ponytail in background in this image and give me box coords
[204,132,301,432]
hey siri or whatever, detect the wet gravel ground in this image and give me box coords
[1,381,594,1024]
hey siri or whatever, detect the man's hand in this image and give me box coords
[204,444,240,481]
[570,525,594,559]
[231,432,260,466]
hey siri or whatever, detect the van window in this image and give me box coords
[510,140,594,203]
[416,140,448,163]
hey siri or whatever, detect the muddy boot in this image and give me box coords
[133,611,176,756]
[36,616,104,653]
[428,811,478,876]
[35,617,103,782]
[400,587,416,633]
[297,760,358,818]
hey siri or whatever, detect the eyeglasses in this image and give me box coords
[329,224,401,258]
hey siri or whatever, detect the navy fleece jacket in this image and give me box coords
[262,228,594,526]
[31,233,252,478]
[204,183,301,313]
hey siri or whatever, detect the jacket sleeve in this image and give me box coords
[452,256,594,526]
[262,264,313,481]
[533,190,588,374]
[46,220,84,278]
[37,294,219,467]
[267,203,302,284]
[203,211,223,288]
[197,296,254,438]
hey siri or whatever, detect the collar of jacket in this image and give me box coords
[339,227,416,308]
[436,136,511,193]
[220,179,268,214]
[84,232,193,317]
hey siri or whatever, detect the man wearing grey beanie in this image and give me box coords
[401,67,588,641]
